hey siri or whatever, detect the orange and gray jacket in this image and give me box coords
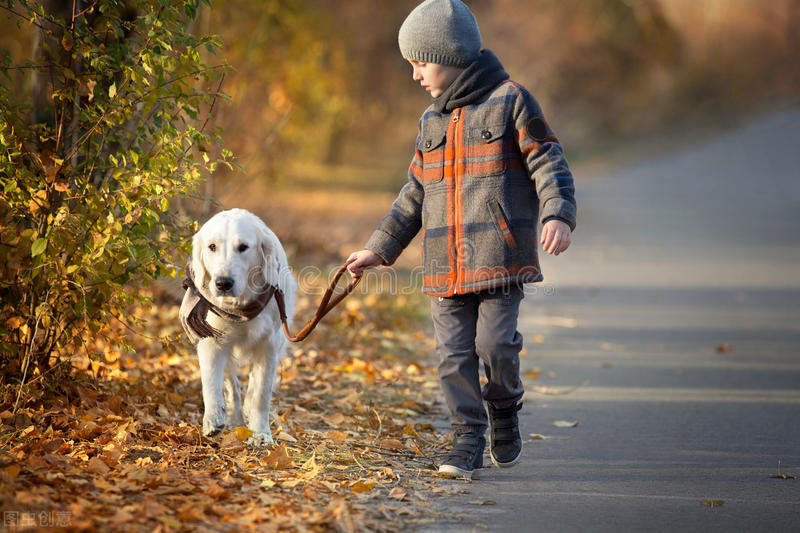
[365,77,576,297]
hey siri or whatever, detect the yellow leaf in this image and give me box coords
[700,500,724,508]
[300,453,322,480]
[235,426,253,442]
[524,368,541,380]
[350,480,376,494]
[300,453,317,471]
[5,317,25,330]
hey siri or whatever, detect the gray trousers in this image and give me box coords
[430,284,525,432]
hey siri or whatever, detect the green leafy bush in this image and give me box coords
[0,0,232,380]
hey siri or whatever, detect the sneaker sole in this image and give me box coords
[438,464,481,480]
[489,439,523,468]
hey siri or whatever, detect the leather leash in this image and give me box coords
[274,259,361,342]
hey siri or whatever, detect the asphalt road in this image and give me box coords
[422,110,800,532]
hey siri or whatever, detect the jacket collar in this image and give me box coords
[431,49,510,114]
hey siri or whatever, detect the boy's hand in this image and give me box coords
[540,219,571,255]
[346,249,384,278]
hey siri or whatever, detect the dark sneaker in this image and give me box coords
[487,402,522,467]
[438,430,486,479]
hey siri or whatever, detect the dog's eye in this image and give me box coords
[208,243,216,252]
[237,244,249,253]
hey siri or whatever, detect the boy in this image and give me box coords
[347,0,576,479]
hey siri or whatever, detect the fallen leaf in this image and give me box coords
[205,483,230,500]
[300,453,322,480]
[530,379,591,396]
[219,431,243,449]
[263,444,294,469]
[530,434,546,440]
[351,480,376,494]
[3,464,21,479]
[524,368,541,380]
[275,430,298,442]
[700,500,724,508]
[468,499,497,505]
[326,430,347,443]
[388,487,408,500]
[86,456,110,474]
[93,478,120,493]
[715,344,732,354]
[328,413,346,426]
[177,505,205,522]
[110,508,135,523]
[553,420,579,428]
[142,495,169,518]
[769,460,795,479]
[379,438,404,450]
[235,426,253,442]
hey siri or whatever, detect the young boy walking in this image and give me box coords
[347,0,576,479]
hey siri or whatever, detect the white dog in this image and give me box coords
[181,208,296,446]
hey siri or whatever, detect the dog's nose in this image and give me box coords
[215,276,234,292]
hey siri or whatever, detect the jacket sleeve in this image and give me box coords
[364,144,425,265]
[513,89,577,231]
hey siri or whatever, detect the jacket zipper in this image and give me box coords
[452,108,464,294]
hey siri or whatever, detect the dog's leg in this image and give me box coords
[224,358,244,428]
[245,346,280,447]
[198,339,229,436]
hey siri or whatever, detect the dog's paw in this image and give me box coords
[203,415,226,437]
[245,432,274,448]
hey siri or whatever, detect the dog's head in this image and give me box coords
[191,209,285,302]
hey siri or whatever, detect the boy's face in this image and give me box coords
[408,60,464,98]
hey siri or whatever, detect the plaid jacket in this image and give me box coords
[365,80,576,297]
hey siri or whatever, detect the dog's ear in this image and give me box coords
[191,231,210,288]
[258,227,280,287]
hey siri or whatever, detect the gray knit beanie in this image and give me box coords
[398,0,482,68]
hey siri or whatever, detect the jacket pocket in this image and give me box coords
[469,124,508,177]
[488,200,517,248]
[419,125,447,183]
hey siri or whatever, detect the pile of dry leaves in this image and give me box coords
[0,275,471,532]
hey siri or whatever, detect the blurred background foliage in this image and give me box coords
[4,0,797,196]
[207,0,800,186]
